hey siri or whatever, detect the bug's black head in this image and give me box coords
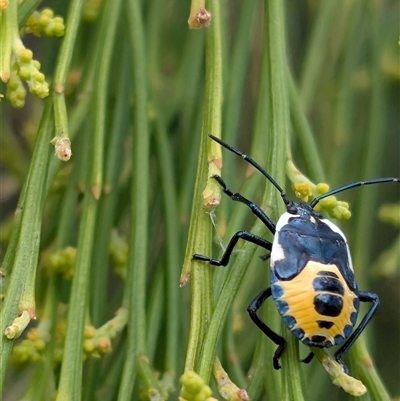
[287,202,323,219]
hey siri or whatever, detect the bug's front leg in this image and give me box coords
[212,175,276,235]
[193,231,272,266]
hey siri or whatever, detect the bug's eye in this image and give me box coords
[287,204,297,214]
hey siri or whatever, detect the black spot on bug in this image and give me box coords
[317,271,339,279]
[317,320,334,329]
[310,335,327,344]
[313,293,343,317]
[312,275,345,295]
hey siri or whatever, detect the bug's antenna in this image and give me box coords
[209,135,291,206]
[310,177,400,208]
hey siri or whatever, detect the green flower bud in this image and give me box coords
[19,48,33,63]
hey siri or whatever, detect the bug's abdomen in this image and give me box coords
[271,261,359,348]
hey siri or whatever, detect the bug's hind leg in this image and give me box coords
[193,231,272,266]
[334,291,379,373]
[301,352,314,364]
[212,175,276,235]
[247,287,286,370]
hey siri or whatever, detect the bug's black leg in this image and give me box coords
[247,287,286,370]
[301,352,314,364]
[212,175,276,234]
[334,291,379,373]
[208,135,291,206]
[193,231,272,266]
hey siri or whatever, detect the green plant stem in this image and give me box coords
[118,0,150,398]
[29,278,58,401]
[264,1,304,400]
[54,164,80,249]
[92,49,131,326]
[222,0,256,156]
[0,187,24,277]
[0,0,17,82]
[52,0,84,89]
[183,0,223,379]
[55,191,99,401]
[54,44,104,396]
[45,69,94,195]
[146,269,165,361]
[182,134,212,373]
[154,109,180,374]
[175,31,204,153]
[90,0,122,198]
[83,46,130,401]
[52,0,86,142]
[0,100,53,393]
[349,3,391,400]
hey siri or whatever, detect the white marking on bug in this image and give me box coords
[270,212,299,268]
[270,241,285,268]
[275,212,298,232]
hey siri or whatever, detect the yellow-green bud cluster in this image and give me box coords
[41,246,76,279]
[10,328,46,364]
[287,161,351,220]
[179,371,213,401]
[314,195,351,220]
[109,230,128,279]
[6,48,49,106]
[24,8,65,37]
[83,324,113,358]
[5,67,26,108]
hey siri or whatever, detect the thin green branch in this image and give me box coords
[183,0,223,382]
[118,0,150,398]
[0,100,53,392]
[264,2,303,400]
[55,191,99,401]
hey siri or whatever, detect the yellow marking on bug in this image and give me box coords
[276,262,357,344]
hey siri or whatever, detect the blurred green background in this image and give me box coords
[1,0,399,400]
